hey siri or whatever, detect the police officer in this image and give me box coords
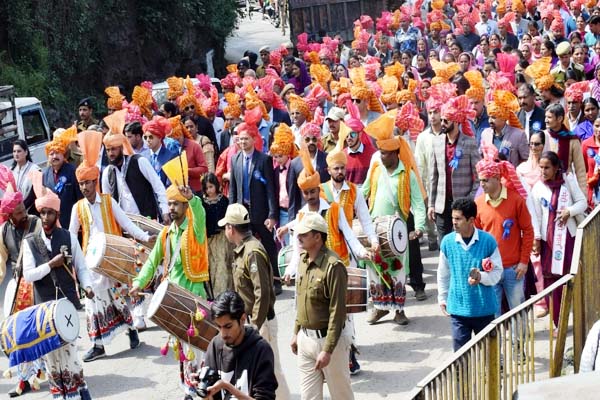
[76,97,99,132]
[218,203,290,399]
[290,212,354,400]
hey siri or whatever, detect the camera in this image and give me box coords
[195,366,221,399]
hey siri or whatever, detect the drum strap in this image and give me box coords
[30,234,77,300]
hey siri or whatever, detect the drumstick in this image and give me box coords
[363,260,392,290]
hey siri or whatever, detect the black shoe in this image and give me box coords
[83,346,106,362]
[8,381,31,397]
[428,242,439,251]
[415,289,428,301]
[128,329,141,349]
[349,346,361,375]
[274,281,283,296]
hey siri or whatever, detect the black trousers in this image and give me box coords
[435,199,454,246]
[250,221,281,280]
[407,213,425,291]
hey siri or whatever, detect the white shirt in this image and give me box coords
[23,231,93,290]
[101,155,169,216]
[414,127,439,195]
[322,180,378,245]
[69,193,150,289]
[437,228,504,306]
[284,198,369,277]
[292,122,306,147]
[212,117,225,148]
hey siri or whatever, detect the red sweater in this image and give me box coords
[474,188,534,267]
[182,138,208,192]
[344,141,376,185]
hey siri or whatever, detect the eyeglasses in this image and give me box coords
[304,136,319,143]
[529,142,543,147]
[184,105,195,111]
[349,132,359,138]
[440,118,450,124]
[351,98,362,104]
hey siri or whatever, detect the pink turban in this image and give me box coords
[35,192,61,213]
[300,122,322,139]
[0,192,23,224]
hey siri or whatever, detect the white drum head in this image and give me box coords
[389,217,408,256]
[85,233,106,270]
[53,299,80,343]
[3,278,17,318]
[147,280,169,319]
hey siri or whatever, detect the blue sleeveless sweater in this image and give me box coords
[441,230,498,318]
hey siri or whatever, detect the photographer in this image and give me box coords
[198,290,277,400]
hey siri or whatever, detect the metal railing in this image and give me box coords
[408,205,600,400]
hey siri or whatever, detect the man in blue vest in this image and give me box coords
[437,197,503,351]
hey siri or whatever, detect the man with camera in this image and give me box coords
[198,290,278,400]
[22,182,95,399]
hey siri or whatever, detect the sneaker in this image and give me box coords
[349,348,361,375]
[535,307,549,318]
[367,309,389,324]
[8,380,31,397]
[428,242,439,251]
[83,346,106,362]
[415,289,427,301]
[274,281,283,296]
[393,310,409,325]
[133,317,147,332]
[128,329,141,349]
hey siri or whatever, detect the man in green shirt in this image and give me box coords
[290,212,354,400]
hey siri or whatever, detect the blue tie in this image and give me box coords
[151,153,159,172]
[243,155,250,204]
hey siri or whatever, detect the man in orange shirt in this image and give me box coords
[474,146,534,317]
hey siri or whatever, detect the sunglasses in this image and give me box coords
[529,142,543,147]
[184,105,195,111]
[349,132,359,138]
[351,98,362,104]
[304,136,319,143]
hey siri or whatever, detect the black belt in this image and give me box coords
[302,327,328,339]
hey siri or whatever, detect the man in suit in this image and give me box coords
[142,116,177,186]
[288,123,330,221]
[480,92,529,167]
[429,96,481,244]
[229,120,282,293]
[498,18,519,49]
[517,84,546,138]
[42,136,83,228]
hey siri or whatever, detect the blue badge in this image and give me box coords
[448,148,463,170]
[502,219,514,240]
[54,176,67,194]
[253,170,266,184]
[532,121,541,131]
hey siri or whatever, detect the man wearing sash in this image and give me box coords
[361,111,426,325]
[0,191,45,397]
[130,156,211,399]
[68,130,151,362]
[22,181,94,400]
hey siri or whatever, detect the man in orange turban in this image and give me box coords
[362,110,427,324]
[481,90,529,167]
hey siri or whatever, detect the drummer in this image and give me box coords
[0,190,45,397]
[361,115,426,325]
[68,130,152,363]
[22,181,95,400]
[130,158,211,398]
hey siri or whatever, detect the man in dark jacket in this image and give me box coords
[201,291,277,400]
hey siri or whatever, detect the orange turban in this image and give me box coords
[431,60,461,83]
[288,94,312,120]
[464,70,485,102]
[364,111,401,151]
[105,86,125,110]
[177,77,206,117]
[297,148,321,190]
[326,149,347,166]
[45,137,69,156]
[168,115,193,140]
[379,75,399,105]
[270,123,298,157]
[75,130,103,182]
[310,64,332,89]
[143,116,172,139]
[223,92,242,119]
[131,84,154,120]
[166,185,188,203]
[166,76,185,101]
[487,90,522,129]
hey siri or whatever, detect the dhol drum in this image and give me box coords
[3,278,34,318]
[277,245,295,285]
[147,280,218,352]
[0,298,79,367]
[125,213,164,249]
[85,233,149,285]
[346,267,368,313]
[352,215,408,259]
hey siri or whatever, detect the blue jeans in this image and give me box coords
[494,265,525,318]
[279,209,290,246]
[450,314,495,351]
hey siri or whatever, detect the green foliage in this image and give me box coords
[0,0,239,124]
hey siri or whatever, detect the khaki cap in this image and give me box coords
[295,212,328,234]
[556,42,571,56]
[218,204,250,226]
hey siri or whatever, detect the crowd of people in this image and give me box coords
[1,0,600,398]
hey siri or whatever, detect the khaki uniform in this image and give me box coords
[294,246,353,400]
[76,118,98,132]
[321,134,338,153]
[232,234,290,399]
